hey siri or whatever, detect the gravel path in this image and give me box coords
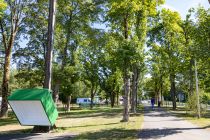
[139,105,210,140]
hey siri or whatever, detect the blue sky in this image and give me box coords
[163,0,209,19]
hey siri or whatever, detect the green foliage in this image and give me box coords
[0,0,6,17]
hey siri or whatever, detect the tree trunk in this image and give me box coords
[43,0,56,90]
[110,92,115,108]
[53,83,59,103]
[33,0,56,133]
[0,51,11,117]
[66,95,71,112]
[131,66,138,113]
[122,12,130,122]
[122,72,130,122]
[90,93,94,109]
[170,73,176,110]
[117,91,119,106]
[194,60,201,118]
[189,58,194,95]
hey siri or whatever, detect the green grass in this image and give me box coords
[55,106,143,139]
[0,106,143,138]
[0,112,18,126]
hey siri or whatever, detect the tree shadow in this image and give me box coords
[0,132,75,140]
[73,128,139,139]
[0,118,18,126]
[57,122,120,131]
[138,128,181,139]
[139,126,210,139]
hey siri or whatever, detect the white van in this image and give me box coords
[76,98,91,105]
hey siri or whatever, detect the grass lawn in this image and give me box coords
[55,106,143,139]
[0,111,32,134]
[0,106,143,139]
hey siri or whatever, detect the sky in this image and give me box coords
[163,0,209,19]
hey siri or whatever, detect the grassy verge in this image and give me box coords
[55,106,143,139]
[166,106,210,129]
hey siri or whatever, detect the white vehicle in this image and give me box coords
[76,98,91,105]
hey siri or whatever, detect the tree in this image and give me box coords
[0,0,30,117]
[148,9,183,110]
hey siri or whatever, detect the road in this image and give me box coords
[139,105,210,140]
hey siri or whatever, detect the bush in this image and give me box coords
[186,91,210,117]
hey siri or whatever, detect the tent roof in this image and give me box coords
[8,88,51,101]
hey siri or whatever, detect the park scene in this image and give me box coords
[0,0,210,139]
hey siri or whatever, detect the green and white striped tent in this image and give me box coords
[8,88,58,126]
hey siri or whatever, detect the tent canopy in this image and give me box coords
[8,88,58,126]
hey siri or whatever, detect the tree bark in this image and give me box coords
[189,58,194,95]
[170,73,176,110]
[90,89,94,109]
[131,66,138,113]
[0,51,11,117]
[33,0,56,133]
[122,72,130,122]
[194,60,201,118]
[122,12,130,122]
[66,95,71,111]
[0,30,16,117]
[110,92,115,108]
[44,0,56,90]
[53,83,59,103]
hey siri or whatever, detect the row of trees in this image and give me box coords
[146,7,210,117]
[0,0,209,121]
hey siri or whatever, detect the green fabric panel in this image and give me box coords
[8,88,58,125]
[8,88,50,100]
[41,91,58,125]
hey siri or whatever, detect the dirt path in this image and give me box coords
[139,105,210,140]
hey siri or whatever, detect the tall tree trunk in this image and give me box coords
[0,51,11,117]
[122,12,130,122]
[170,73,176,110]
[189,58,194,95]
[131,66,138,113]
[194,60,201,118]
[33,0,56,133]
[122,71,130,122]
[44,0,56,90]
[0,30,15,117]
[160,74,163,104]
[66,95,71,112]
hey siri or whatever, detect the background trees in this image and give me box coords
[0,0,209,120]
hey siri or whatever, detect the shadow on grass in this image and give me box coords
[0,128,32,135]
[58,108,123,119]
[0,118,18,126]
[72,128,139,139]
[57,122,120,131]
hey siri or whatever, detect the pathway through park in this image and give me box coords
[139,105,210,140]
